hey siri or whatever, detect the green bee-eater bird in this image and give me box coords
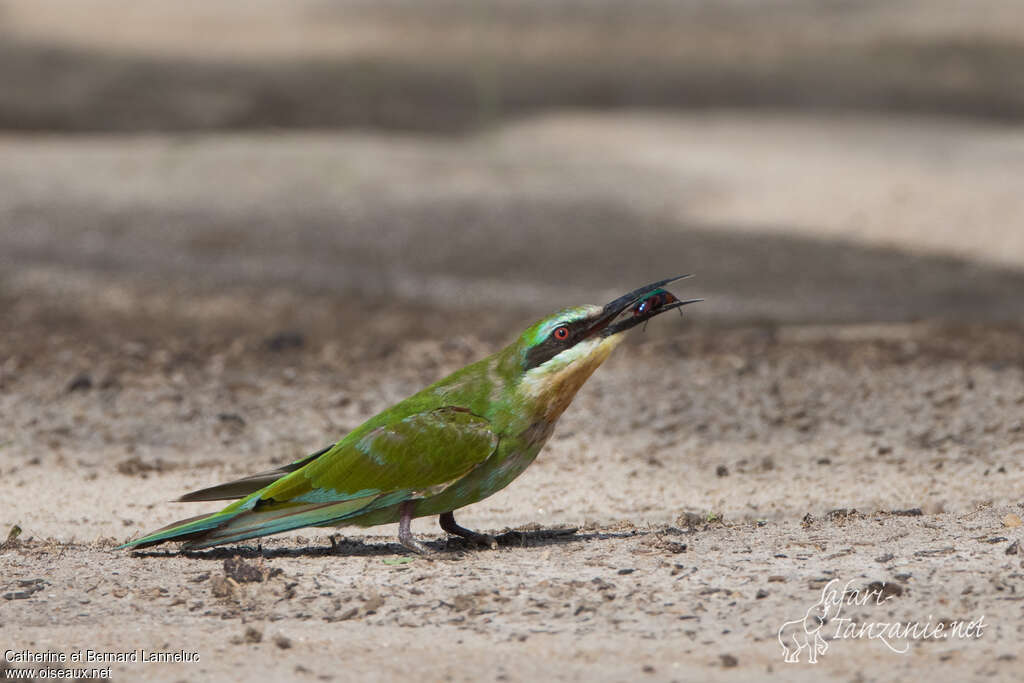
[120,277,700,554]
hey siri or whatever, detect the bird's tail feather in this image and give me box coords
[118,495,379,551]
[116,509,240,549]
[178,497,375,549]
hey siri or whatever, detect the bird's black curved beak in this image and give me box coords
[587,275,702,338]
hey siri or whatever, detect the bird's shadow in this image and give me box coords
[129,526,643,560]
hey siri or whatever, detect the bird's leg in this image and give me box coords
[439,511,497,549]
[397,501,432,555]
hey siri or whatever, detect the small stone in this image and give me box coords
[827,508,856,522]
[210,576,237,599]
[720,654,738,668]
[224,557,265,583]
[244,627,262,644]
[116,456,172,476]
[363,594,385,613]
[265,331,305,352]
[865,581,903,600]
[675,511,704,528]
[67,373,93,392]
[274,634,292,649]
[217,413,247,428]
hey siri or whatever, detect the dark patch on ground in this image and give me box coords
[1,33,1024,133]
[6,196,1024,327]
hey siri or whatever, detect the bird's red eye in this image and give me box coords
[553,326,570,341]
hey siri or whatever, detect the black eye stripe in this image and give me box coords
[523,320,590,370]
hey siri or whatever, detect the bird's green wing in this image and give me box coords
[175,443,335,502]
[123,406,499,549]
[257,405,498,505]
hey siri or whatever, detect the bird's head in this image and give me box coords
[511,276,701,420]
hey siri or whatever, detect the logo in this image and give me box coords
[778,579,986,663]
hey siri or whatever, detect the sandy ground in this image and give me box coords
[2,309,1024,682]
[2,112,1024,681]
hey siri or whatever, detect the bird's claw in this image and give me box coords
[446,531,497,549]
[399,536,434,555]
[470,533,499,550]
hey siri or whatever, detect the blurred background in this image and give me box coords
[2,0,1024,343]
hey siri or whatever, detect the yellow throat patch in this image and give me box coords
[520,335,624,422]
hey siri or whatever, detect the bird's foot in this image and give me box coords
[398,501,433,555]
[398,534,433,555]
[440,511,498,549]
